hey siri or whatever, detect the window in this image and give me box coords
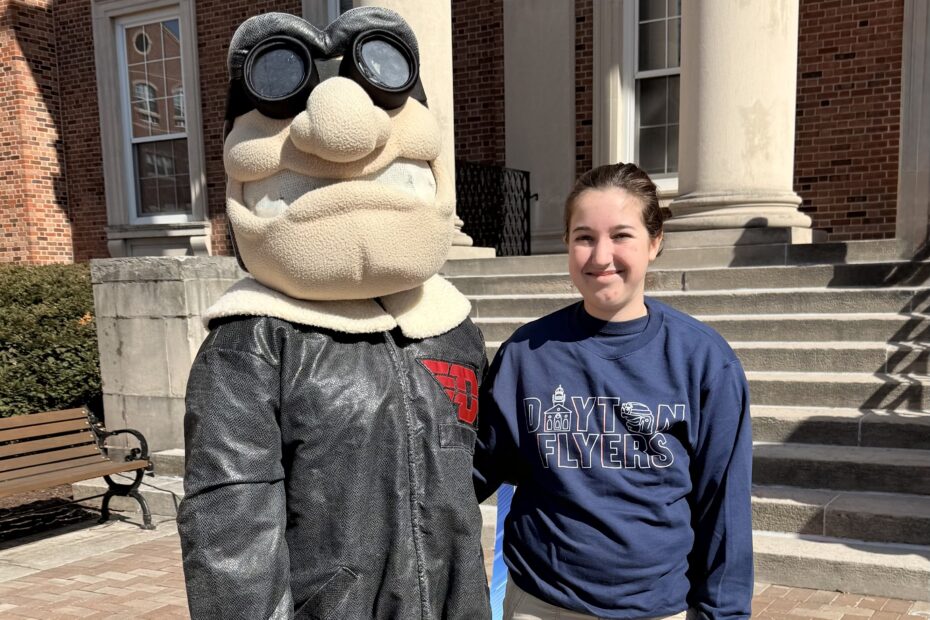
[634,0,680,178]
[120,16,190,220]
[93,0,208,256]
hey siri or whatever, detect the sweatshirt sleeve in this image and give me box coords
[177,333,292,620]
[687,360,754,620]
[473,347,521,503]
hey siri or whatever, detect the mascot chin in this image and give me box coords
[177,8,491,619]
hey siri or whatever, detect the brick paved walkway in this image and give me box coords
[0,517,927,619]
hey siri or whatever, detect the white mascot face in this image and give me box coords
[223,9,453,301]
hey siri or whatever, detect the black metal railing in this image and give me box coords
[455,160,531,256]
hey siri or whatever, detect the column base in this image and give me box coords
[663,226,825,250]
[667,192,811,231]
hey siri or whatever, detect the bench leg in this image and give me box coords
[130,489,155,530]
[98,489,115,524]
[102,470,155,530]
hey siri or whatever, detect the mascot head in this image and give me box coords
[223,8,453,301]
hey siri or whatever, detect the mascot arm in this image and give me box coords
[178,336,291,620]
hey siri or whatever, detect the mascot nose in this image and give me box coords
[290,77,392,163]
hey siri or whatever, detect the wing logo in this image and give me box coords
[419,359,478,425]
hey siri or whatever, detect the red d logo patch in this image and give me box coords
[419,359,479,425]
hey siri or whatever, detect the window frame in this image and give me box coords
[92,0,209,241]
[621,0,680,193]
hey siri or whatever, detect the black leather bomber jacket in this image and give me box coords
[177,315,491,620]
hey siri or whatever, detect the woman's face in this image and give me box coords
[567,188,662,322]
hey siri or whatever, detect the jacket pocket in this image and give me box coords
[294,566,359,620]
[439,423,477,453]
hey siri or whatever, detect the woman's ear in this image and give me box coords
[649,233,664,260]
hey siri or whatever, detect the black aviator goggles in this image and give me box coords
[241,29,426,120]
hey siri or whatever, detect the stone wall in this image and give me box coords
[91,256,243,452]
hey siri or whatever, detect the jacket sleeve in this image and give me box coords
[473,346,522,503]
[177,332,291,620]
[687,360,754,620]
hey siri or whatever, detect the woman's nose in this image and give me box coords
[592,238,614,265]
[289,77,391,163]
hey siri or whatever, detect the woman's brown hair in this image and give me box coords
[563,162,664,242]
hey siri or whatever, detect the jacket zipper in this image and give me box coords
[382,329,431,620]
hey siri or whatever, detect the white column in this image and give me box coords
[668,0,811,237]
[896,0,930,255]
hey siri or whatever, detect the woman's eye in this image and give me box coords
[612,233,633,240]
[573,235,593,243]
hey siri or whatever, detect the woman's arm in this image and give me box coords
[687,360,754,620]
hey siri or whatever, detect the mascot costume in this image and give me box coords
[176,8,491,620]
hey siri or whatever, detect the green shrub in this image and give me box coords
[0,264,101,418]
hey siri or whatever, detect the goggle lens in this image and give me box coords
[359,39,410,89]
[250,47,307,99]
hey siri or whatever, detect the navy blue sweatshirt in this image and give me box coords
[473,299,753,619]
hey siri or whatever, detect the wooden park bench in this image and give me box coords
[0,408,154,530]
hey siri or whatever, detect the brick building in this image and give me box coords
[0,0,927,263]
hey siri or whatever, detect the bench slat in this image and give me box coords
[0,454,108,483]
[0,409,88,431]
[0,444,102,474]
[0,418,91,443]
[0,432,97,459]
[0,459,149,499]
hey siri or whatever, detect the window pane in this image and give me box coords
[667,125,679,173]
[639,126,667,175]
[175,174,191,212]
[147,59,167,98]
[639,77,667,127]
[668,18,681,68]
[669,75,680,124]
[164,58,182,94]
[143,23,163,61]
[668,0,681,17]
[172,138,189,174]
[639,0,665,21]
[125,25,148,65]
[146,98,172,135]
[162,20,181,58]
[137,177,160,216]
[157,178,178,212]
[638,21,666,72]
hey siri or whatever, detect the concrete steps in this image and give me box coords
[752,485,930,546]
[751,406,930,449]
[477,313,930,343]
[487,339,930,374]
[461,247,930,599]
[752,531,930,601]
[449,262,930,296]
[471,287,930,318]
[752,442,930,496]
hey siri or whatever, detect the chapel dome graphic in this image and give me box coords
[543,385,572,432]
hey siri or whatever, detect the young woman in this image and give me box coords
[474,163,753,620]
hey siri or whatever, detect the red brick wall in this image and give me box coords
[56,0,107,262]
[574,0,593,178]
[795,0,904,241]
[197,0,301,256]
[451,0,504,166]
[0,0,71,264]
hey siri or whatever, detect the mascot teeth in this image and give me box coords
[244,158,436,217]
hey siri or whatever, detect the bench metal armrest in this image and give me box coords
[94,427,152,469]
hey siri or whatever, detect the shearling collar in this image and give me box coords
[202,274,471,339]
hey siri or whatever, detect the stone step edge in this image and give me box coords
[474,312,930,323]
[753,530,930,601]
[478,504,930,601]
[467,286,930,300]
